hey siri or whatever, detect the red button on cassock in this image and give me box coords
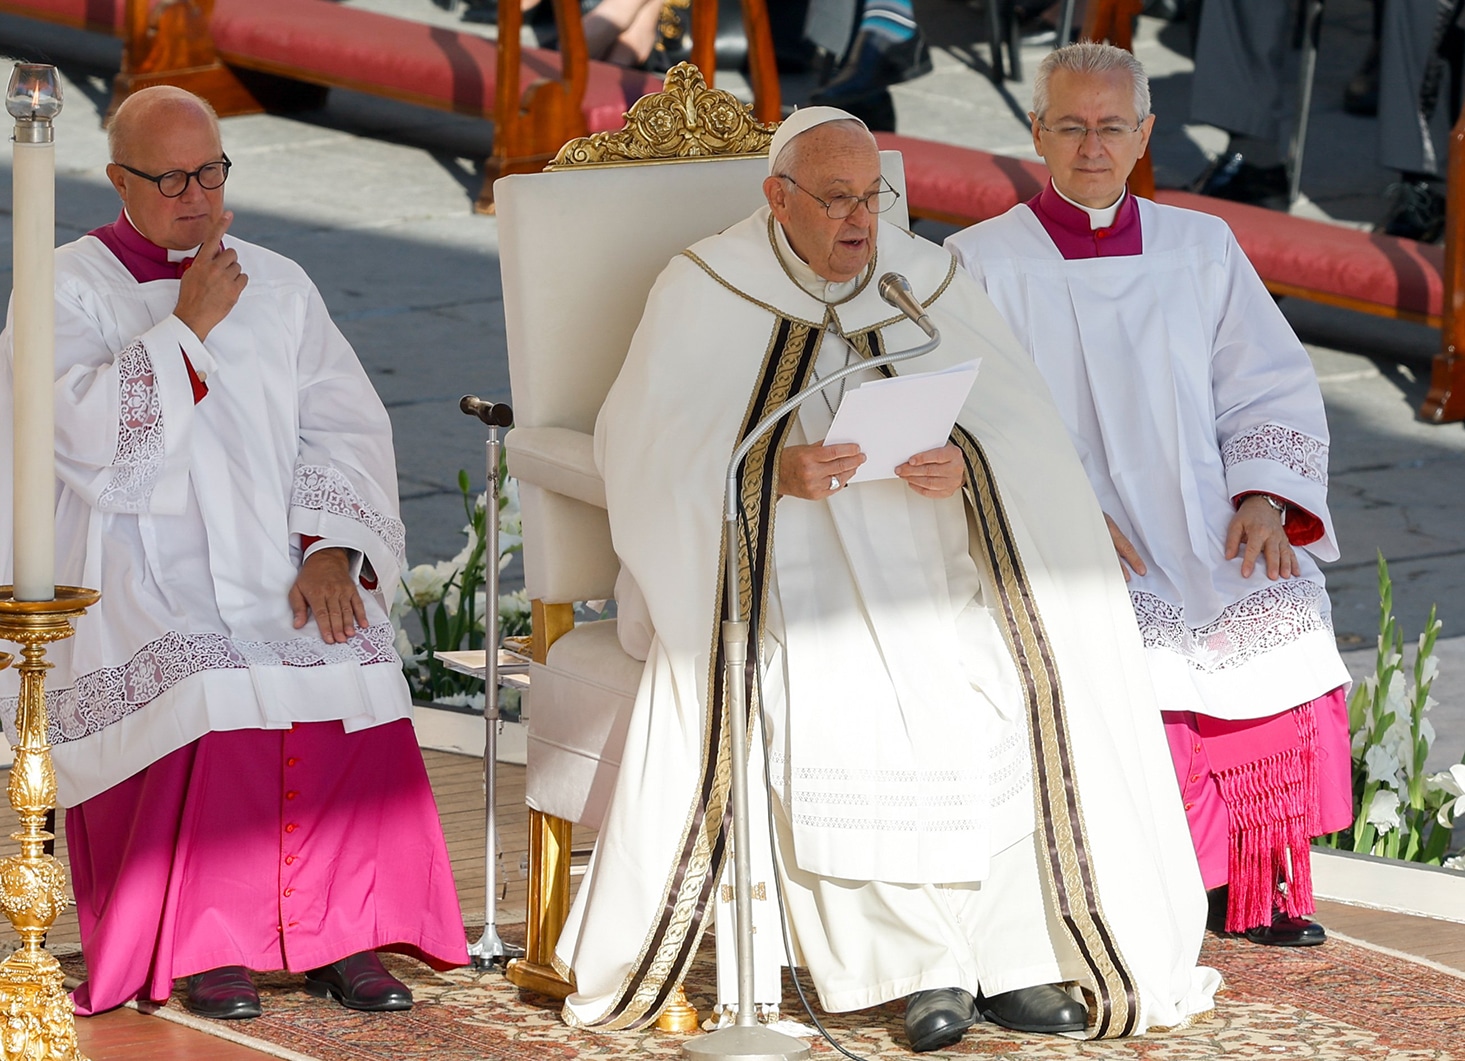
[285,823,298,833]
[286,791,299,801]
[287,757,299,767]
[283,887,294,898]
[285,855,297,866]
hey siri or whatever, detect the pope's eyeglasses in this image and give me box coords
[1037,120,1142,145]
[778,174,902,219]
[117,155,232,198]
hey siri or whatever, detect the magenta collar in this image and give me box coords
[1026,180,1143,259]
[89,211,190,283]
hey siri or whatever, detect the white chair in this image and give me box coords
[493,64,909,1006]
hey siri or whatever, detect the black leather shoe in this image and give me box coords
[304,951,413,1011]
[1205,885,1229,933]
[1380,180,1446,243]
[810,29,932,107]
[1244,913,1327,947]
[184,966,262,1020]
[1192,152,1289,210]
[979,983,1087,1034]
[903,987,978,1053]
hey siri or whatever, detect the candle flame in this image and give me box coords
[29,85,39,111]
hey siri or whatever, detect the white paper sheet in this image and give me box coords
[824,358,980,482]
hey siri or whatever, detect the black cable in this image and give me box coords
[729,490,876,1061]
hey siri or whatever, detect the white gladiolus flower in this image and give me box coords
[1418,652,1439,687]
[1430,764,1465,828]
[403,563,451,607]
[1365,788,1401,831]
[1444,854,1465,873]
[1363,744,1401,786]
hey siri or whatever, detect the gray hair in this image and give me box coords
[1032,41,1150,122]
[770,118,873,179]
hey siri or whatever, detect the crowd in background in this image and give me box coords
[455,0,1464,245]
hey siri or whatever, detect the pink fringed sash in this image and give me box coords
[1199,703,1321,932]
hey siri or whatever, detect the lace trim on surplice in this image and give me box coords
[96,340,166,512]
[0,621,400,746]
[1131,580,1332,673]
[290,464,406,566]
[1220,423,1328,487]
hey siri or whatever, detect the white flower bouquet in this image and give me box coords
[1317,553,1462,868]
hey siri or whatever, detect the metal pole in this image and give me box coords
[686,286,939,1061]
[461,397,522,968]
[1288,0,1325,208]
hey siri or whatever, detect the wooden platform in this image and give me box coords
[0,749,1456,1059]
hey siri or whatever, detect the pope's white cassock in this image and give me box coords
[946,185,1354,928]
[559,204,1219,1037]
[0,213,467,1013]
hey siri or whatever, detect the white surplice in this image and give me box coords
[947,200,1350,720]
[0,233,412,806]
[561,208,1217,1034]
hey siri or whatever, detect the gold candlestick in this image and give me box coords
[0,585,98,1061]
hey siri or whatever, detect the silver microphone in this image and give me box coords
[460,395,514,427]
[878,272,937,339]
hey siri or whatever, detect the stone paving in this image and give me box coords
[0,0,1461,769]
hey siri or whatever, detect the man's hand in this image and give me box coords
[778,442,865,499]
[174,210,248,342]
[289,547,368,644]
[1105,513,1147,582]
[1224,494,1297,580]
[895,443,965,499]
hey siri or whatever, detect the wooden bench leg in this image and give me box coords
[504,809,577,997]
[112,0,265,118]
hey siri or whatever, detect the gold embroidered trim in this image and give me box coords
[948,424,1141,1039]
[682,250,826,329]
[584,312,819,1031]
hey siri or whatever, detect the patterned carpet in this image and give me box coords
[61,927,1465,1060]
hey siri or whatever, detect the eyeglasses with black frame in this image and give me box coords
[1036,120,1143,145]
[778,174,902,219]
[116,154,232,198]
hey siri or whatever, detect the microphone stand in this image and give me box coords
[684,290,941,1061]
[460,396,524,968]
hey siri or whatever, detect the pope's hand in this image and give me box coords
[174,210,248,342]
[778,442,865,499]
[1224,494,1297,580]
[290,547,368,644]
[895,443,964,499]
[1105,513,1147,582]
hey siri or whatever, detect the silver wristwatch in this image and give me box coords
[1259,493,1287,524]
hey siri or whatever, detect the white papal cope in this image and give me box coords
[559,206,1218,1036]
[0,231,412,806]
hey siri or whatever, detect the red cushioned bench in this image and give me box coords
[99,0,664,212]
[0,0,123,32]
[876,131,1462,421]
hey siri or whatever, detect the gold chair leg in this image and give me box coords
[656,984,700,1032]
[504,809,576,997]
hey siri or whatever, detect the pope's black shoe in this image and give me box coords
[184,966,262,1020]
[1192,152,1289,210]
[903,987,978,1053]
[304,951,414,1011]
[979,983,1087,1034]
[1244,912,1327,947]
[810,29,932,109]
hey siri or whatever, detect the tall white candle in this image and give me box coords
[9,71,58,602]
